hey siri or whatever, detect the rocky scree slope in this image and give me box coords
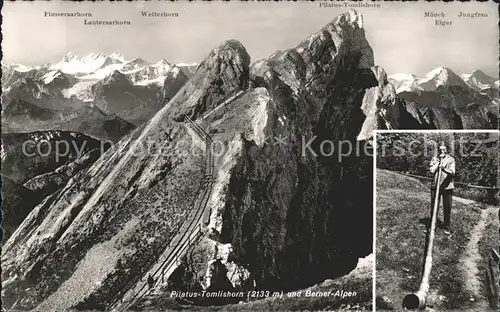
[2,9,395,310]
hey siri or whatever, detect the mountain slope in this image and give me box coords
[23,148,108,199]
[1,176,44,243]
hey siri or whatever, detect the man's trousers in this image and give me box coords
[430,188,453,229]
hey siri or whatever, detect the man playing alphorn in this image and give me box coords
[429,143,456,235]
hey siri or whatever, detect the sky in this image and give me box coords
[2,1,499,78]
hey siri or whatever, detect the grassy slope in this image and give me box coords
[376,169,486,310]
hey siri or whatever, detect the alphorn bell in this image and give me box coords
[403,164,443,309]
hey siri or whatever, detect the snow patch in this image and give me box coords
[176,62,198,67]
[42,70,64,84]
[388,73,416,81]
[10,63,37,72]
[250,91,271,146]
[208,137,243,233]
[61,80,96,99]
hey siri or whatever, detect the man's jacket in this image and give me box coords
[430,154,456,190]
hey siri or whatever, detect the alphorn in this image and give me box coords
[403,165,443,309]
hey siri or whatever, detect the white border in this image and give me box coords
[376,129,498,134]
[372,132,378,312]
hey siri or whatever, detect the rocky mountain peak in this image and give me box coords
[424,66,451,79]
[470,69,495,84]
[418,66,467,91]
[156,58,171,65]
[41,70,70,85]
[109,52,125,62]
[333,8,364,29]
[87,52,108,60]
[460,69,498,95]
[293,9,374,72]
[121,58,150,71]
[62,52,112,63]
[169,39,250,120]
[203,39,251,69]
[152,58,176,73]
[104,70,132,86]
[62,52,77,63]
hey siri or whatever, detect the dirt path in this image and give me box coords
[457,200,498,309]
[458,207,488,301]
[453,196,478,206]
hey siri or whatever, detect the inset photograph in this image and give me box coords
[375,132,500,311]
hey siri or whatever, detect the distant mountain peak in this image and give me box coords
[130,57,148,63]
[62,52,77,63]
[156,58,170,64]
[472,68,485,74]
[154,58,175,70]
[424,66,452,78]
[109,52,125,62]
[388,67,472,93]
[41,70,68,84]
[121,58,151,72]
[9,63,37,73]
[62,52,125,63]
[461,69,497,91]
[104,70,131,85]
[416,66,467,91]
[470,69,495,82]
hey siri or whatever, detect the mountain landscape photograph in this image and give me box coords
[1,1,498,311]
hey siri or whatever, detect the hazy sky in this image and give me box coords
[2,1,498,77]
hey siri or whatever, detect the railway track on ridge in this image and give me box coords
[108,118,214,311]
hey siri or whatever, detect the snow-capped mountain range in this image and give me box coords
[2,53,194,139]
[388,67,498,129]
[2,52,196,102]
[388,67,499,99]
